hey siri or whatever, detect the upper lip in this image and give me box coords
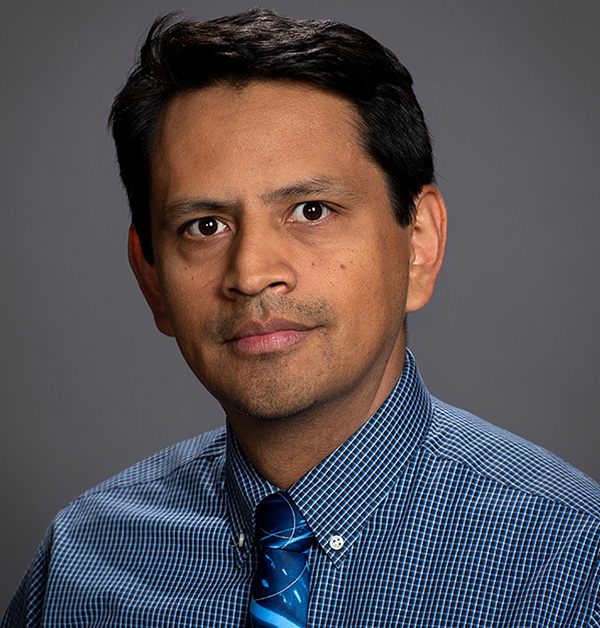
[227,318,315,341]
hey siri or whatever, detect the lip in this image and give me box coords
[226,318,316,354]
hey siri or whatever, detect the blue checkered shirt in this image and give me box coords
[3,351,600,627]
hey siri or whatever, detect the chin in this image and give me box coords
[228,390,319,422]
[215,373,324,422]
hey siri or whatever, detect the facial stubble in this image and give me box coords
[202,293,339,421]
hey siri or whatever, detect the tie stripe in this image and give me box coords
[247,492,314,628]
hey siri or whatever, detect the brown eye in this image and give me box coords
[302,202,323,220]
[198,218,218,235]
[185,217,227,238]
[290,202,332,223]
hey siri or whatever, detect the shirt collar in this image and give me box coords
[225,349,432,565]
[225,423,276,560]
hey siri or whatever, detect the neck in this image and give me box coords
[226,343,406,489]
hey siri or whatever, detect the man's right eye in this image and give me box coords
[184,217,228,238]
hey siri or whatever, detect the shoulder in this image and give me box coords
[424,398,600,520]
[55,427,228,525]
[85,426,227,493]
[80,426,227,497]
[1,428,229,626]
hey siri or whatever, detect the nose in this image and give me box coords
[221,223,297,299]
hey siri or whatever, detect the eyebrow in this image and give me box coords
[260,176,364,205]
[161,198,240,226]
[161,175,363,225]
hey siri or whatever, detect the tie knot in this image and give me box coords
[255,492,314,552]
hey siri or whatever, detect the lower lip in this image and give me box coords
[230,329,312,354]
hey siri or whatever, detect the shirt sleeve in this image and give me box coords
[1,526,54,628]
[586,558,600,628]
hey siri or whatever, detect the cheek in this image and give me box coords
[352,238,409,322]
[157,262,219,332]
[318,243,407,322]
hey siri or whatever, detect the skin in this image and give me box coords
[129,81,447,488]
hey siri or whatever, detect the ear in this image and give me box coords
[406,185,448,313]
[127,224,175,337]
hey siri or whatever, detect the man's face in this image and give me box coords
[142,81,416,420]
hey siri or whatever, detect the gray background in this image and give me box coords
[2,0,599,612]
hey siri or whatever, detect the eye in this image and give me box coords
[184,217,228,238]
[289,201,332,223]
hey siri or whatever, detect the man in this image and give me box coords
[3,8,599,627]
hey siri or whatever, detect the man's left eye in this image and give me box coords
[289,202,332,223]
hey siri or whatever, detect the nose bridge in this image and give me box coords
[222,210,296,298]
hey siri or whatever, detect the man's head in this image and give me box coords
[115,10,446,426]
[110,8,434,265]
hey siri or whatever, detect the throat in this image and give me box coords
[224,376,394,489]
[228,410,354,489]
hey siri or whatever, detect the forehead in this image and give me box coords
[150,80,389,211]
[156,79,363,144]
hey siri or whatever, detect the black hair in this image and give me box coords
[110,8,434,263]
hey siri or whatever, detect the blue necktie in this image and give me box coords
[246,491,314,628]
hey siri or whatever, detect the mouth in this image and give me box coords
[225,318,317,354]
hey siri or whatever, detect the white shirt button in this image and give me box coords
[329,534,344,550]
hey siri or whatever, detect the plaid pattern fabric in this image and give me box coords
[3,350,600,627]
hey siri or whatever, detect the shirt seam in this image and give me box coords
[421,440,600,524]
[67,447,227,506]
